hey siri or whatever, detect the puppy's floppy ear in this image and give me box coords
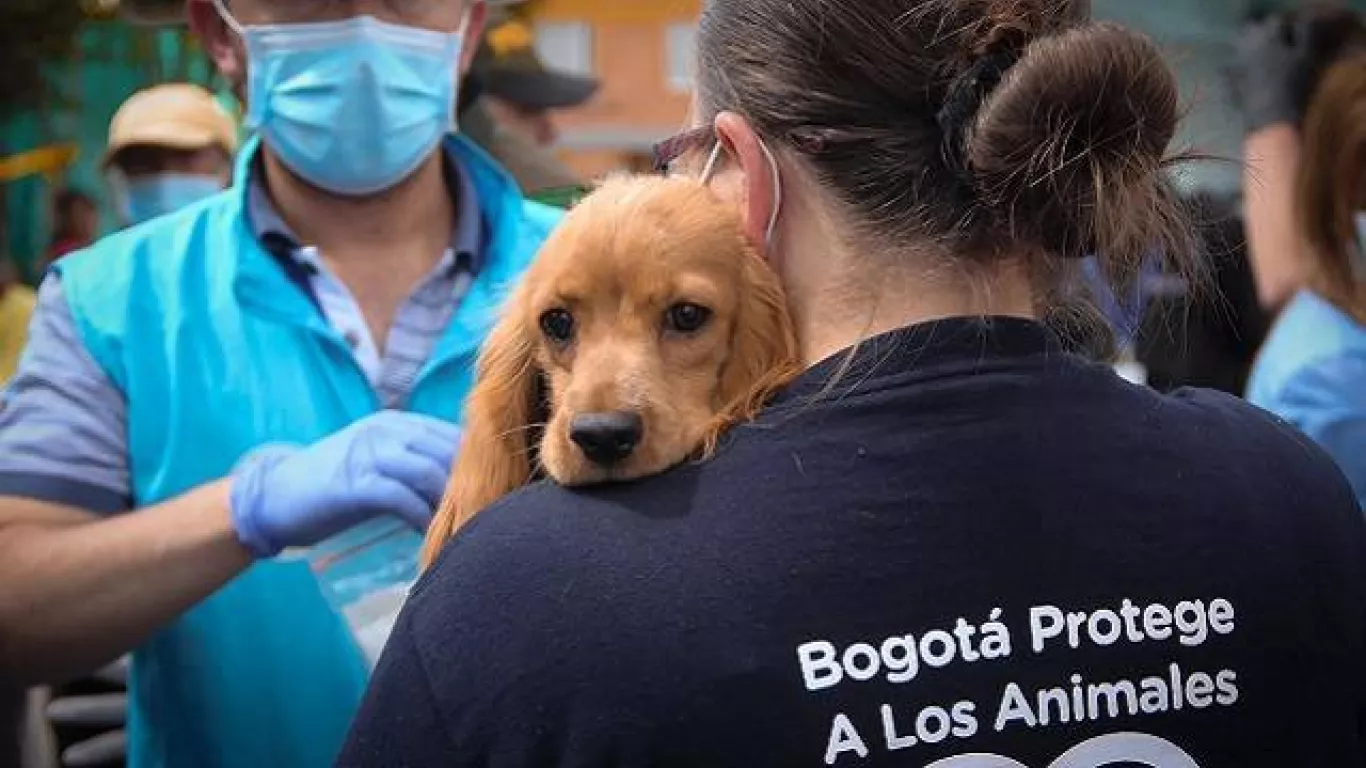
[702,246,802,455]
[420,310,542,570]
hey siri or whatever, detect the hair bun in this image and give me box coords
[965,22,1186,263]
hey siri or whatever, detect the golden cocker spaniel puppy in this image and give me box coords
[420,174,799,568]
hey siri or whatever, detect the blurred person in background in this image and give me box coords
[478,19,598,149]
[458,16,591,193]
[0,0,559,767]
[43,188,98,267]
[0,257,35,387]
[1244,14,1366,509]
[104,83,239,227]
[1235,7,1366,312]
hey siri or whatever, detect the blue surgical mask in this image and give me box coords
[115,173,224,225]
[216,2,467,196]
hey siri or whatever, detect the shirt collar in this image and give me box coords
[244,147,487,277]
[771,316,1064,406]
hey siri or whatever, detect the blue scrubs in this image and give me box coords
[1247,290,1366,509]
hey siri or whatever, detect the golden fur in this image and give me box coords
[420,175,800,568]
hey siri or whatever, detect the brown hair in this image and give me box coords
[696,0,1197,318]
[1298,52,1366,317]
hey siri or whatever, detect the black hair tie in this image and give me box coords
[937,49,1023,182]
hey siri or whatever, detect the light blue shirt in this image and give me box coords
[1246,290,1366,509]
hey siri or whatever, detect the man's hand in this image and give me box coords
[230,411,461,558]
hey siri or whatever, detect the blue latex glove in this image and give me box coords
[1080,254,1161,352]
[229,411,461,558]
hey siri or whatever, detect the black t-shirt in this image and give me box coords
[338,317,1366,768]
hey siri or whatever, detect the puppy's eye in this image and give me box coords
[664,302,712,334]
[540,309,575,343]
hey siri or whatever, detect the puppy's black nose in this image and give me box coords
[570,411,643,466]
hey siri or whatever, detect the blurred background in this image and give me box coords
[1,0,1362,284]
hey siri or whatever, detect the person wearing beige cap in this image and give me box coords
[478,18,598,148]
[457,17,595,194]
[103,83,238,226]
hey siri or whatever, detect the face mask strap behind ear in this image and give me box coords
[757,137,783,245]
[211,0,471,44]
[211,0,246,35]
[699,141,724,185]
[699,137,784,247]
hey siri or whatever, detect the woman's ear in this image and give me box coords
[714,112,781,256]
[702,247,802,455]
[420,311,541,570]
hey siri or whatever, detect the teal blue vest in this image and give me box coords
[55,135,560,768]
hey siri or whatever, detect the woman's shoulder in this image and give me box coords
[1162,381,1362,509]
[410,474,701,601]
[1164,382,1331,456]
[402,475,708,681]
[410,378,1361,590]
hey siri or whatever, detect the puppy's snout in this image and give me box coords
[570,411,644,467]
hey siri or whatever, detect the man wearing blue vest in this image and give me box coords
[0,0,559,765]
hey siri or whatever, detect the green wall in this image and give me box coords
[0,20,226,283]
